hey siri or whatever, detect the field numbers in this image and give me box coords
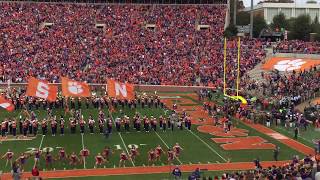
[114,144,144,150]
[25,147,54,154]
[114,145,122,150]
[128,144,139,149]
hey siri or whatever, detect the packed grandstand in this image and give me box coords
[0,0,319,180]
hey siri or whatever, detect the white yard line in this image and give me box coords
[109,111,135,167]
[188,130,227,162]
[81,133,86,169]
[155,132,183,165]
[38,135,45,149]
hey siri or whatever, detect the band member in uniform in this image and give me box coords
[119,151,128,167]
[41,119,47,135]
[95,153,106,167]
[70,118,76,134]
[107,118,112,134]
[79,118,86,134]
[129,145,139,162]
[159,116,163,129]
[19,116,23,134]
[69,152,80,166]
[12,120,17,137]
[51,119,57,136]
[124,116,130,132]
[60,117,65,136]
[23,120,29,137]
[144,117,150,132]
[151,117,157,131]
[148,149,156,166]
[88,116,95,134]
[115,117,121,132]
[155,145,164,162]
[1,121,6,137]
[98,117,105,134]
[32,119,38,136]
[136,118,141,132]
[163,118,167,132]
[2,149,14,167]
[186,115,192,130]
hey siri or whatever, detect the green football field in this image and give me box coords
[0,94,310,179]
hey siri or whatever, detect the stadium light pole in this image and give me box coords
[249,0,253,38]
[233,0,237,25]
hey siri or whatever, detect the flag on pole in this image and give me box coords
[107,79,134,100]
[26,77,58,102]
[0,96,14,111]
[61,77,91,97]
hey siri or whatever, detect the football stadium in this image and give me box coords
[0,0,319,179]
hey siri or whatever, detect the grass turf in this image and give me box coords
[0,94,307,177]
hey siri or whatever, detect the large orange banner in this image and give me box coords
[26,77,58,102]
[107,79,134,100]
[61,77,91,97]
[0,96,14,112]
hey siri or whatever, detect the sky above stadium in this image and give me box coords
[242,0,320,7]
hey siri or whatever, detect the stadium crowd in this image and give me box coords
[245,67,320,107]
[0,2,265,87]
[205,156,320,179]
[241,67,320,130]
[273,40,320,54]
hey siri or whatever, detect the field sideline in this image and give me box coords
[0,92,315,179]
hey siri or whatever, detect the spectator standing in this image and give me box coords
[294,127,299,140]
[273,146,280,161]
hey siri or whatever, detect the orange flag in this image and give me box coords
[61,77,91,97]
[0,96,14,112]
[26,77,58,102]
[107,79,134,100]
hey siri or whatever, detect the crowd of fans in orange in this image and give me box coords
[0,2,265,87]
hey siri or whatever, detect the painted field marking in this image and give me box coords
[81,133,86,169]
[267,133,288,140]
[276,126,312,143]
[109,111,135,167]
[154,131,183,165]
[39,135,45,149]
[159,96,181,99]
[188,130,227,162]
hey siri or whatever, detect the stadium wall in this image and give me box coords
[0,83,216,93]
[1,0,228,4]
